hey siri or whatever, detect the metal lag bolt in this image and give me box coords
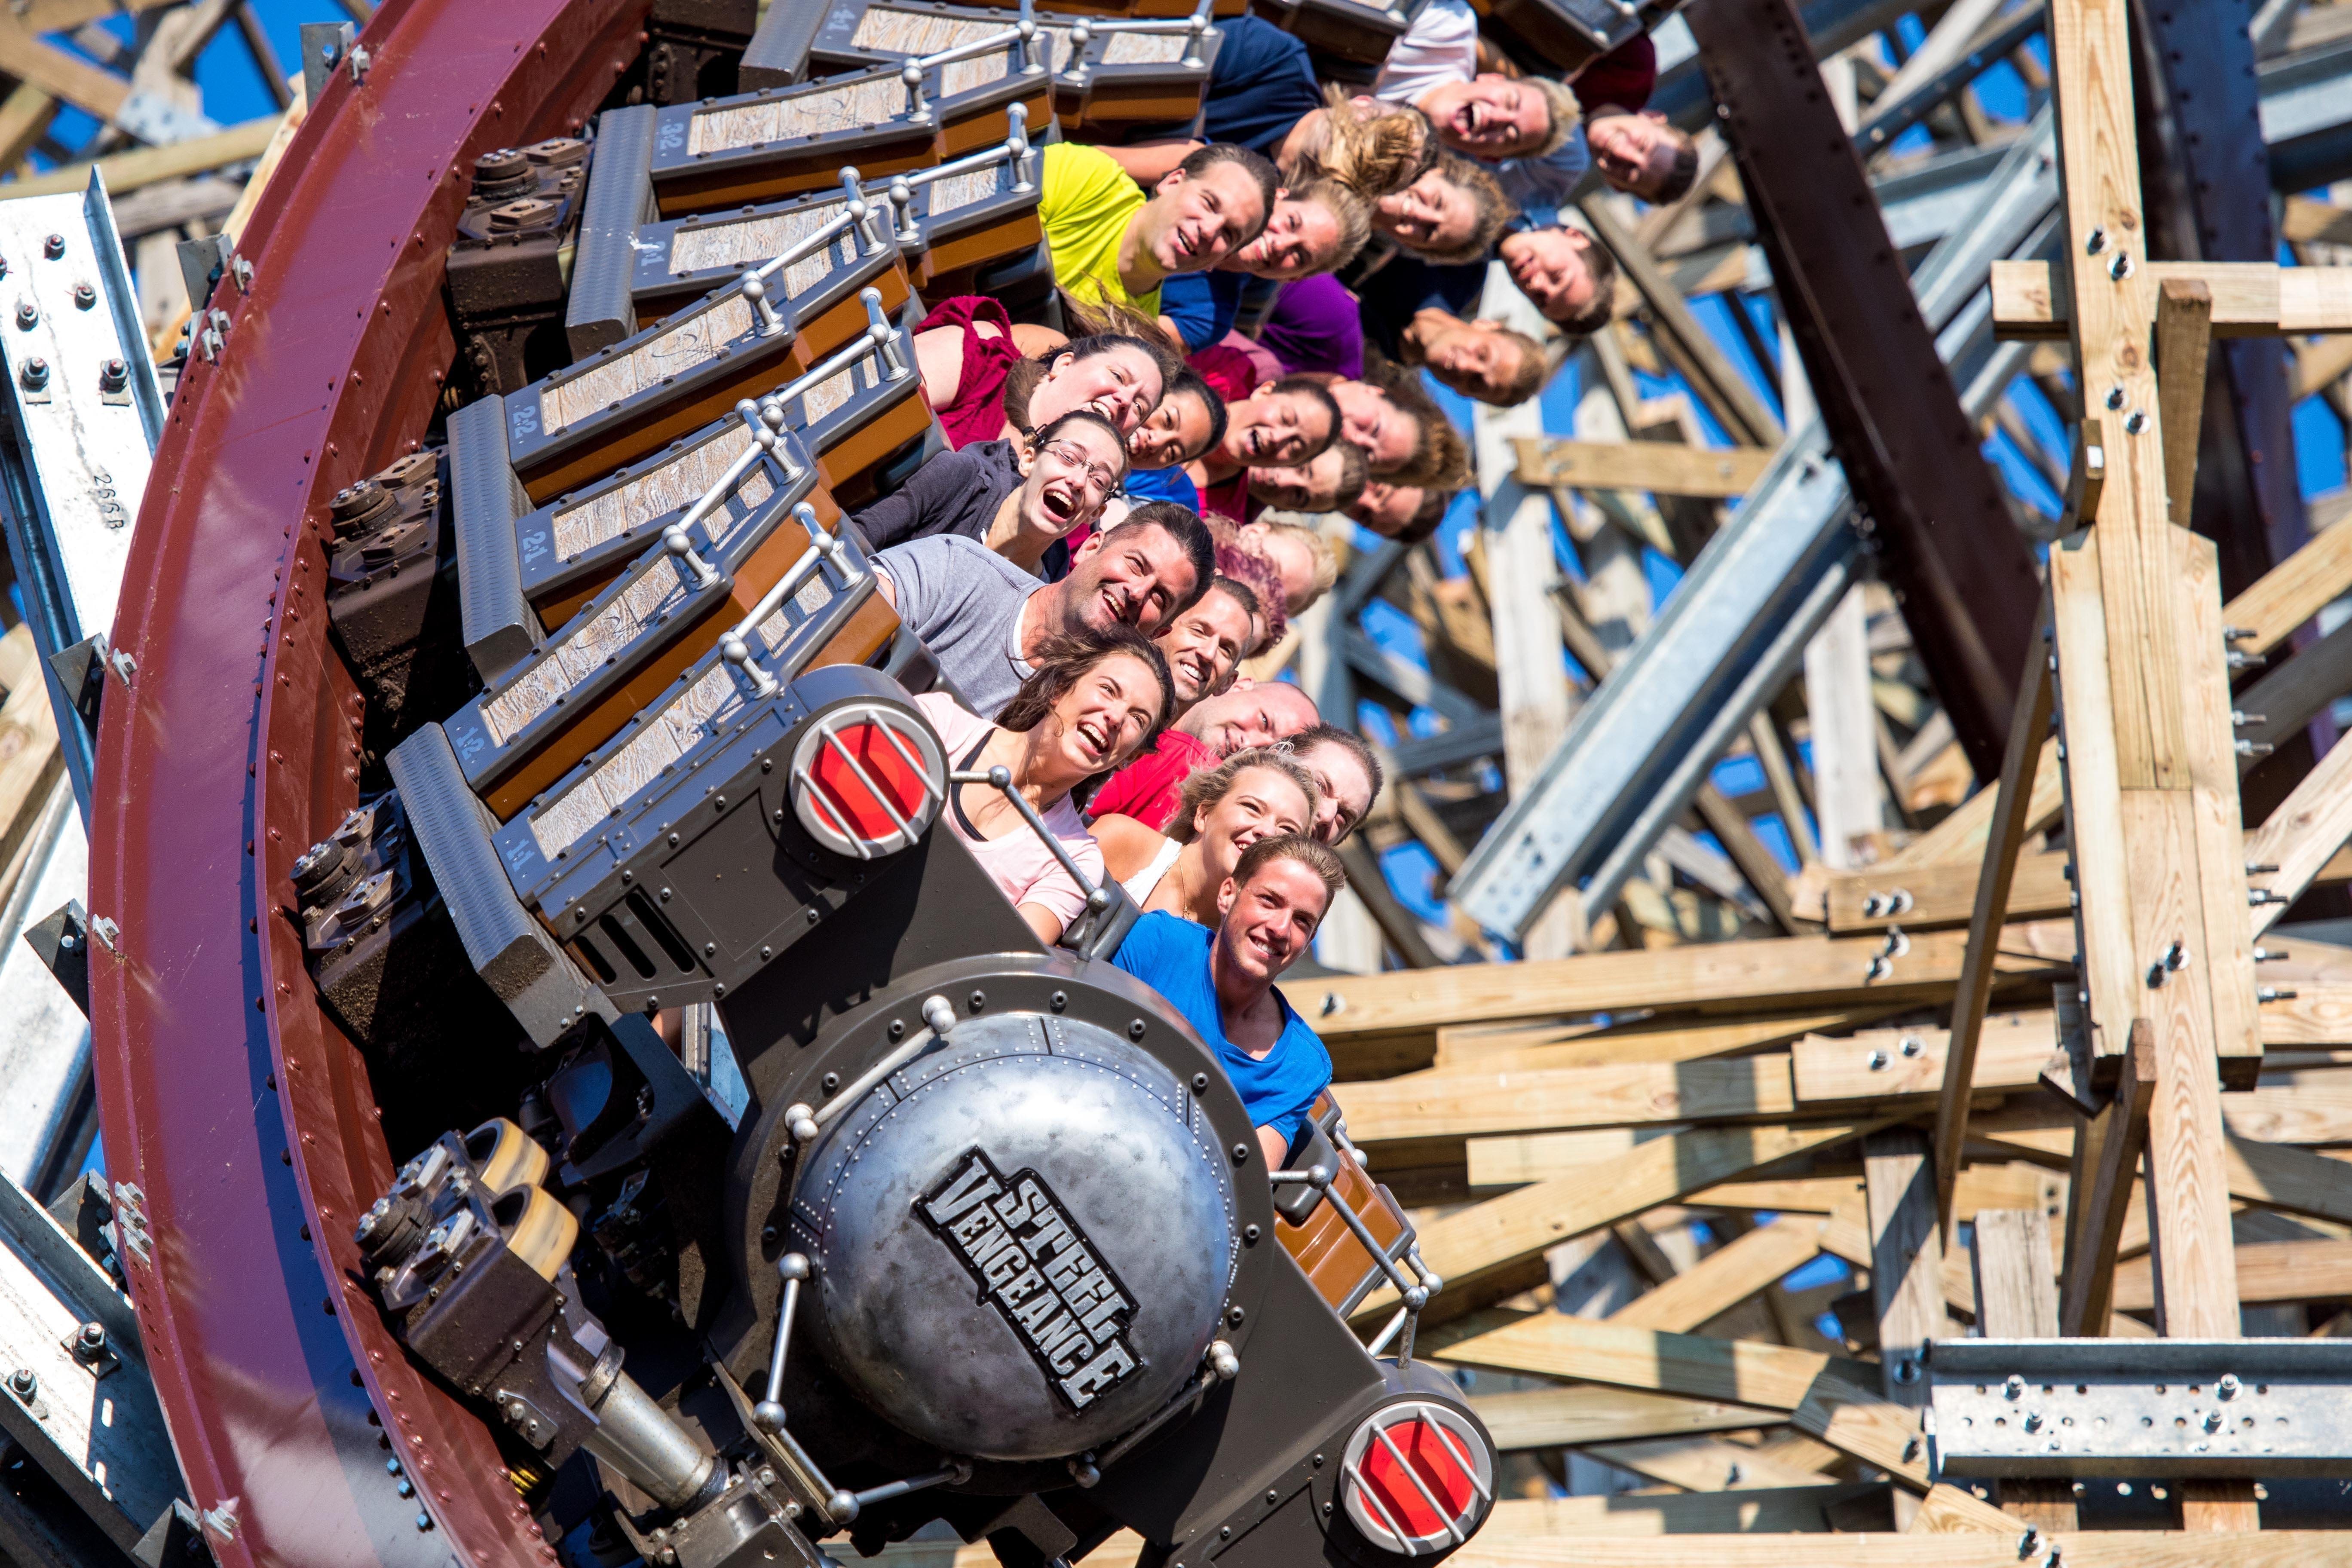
[2146,940,2186,989]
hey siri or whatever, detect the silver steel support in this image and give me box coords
[0,1166,187,1552]
[0,172,165,819]
[1450,111,2064,942]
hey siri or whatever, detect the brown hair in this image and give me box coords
[994,626,1175,791]
[1396,484,1455,545]
[1283,723,1383,840]
[1363,358,1468,487]
[1001,298,1184,432]
[1392,154,1517,266]
[1231,832,1348,908]
[1167,747,1320,845]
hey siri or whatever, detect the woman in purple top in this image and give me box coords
[1258,273,1365,380]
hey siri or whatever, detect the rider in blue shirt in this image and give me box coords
[1110,835,1344,1159]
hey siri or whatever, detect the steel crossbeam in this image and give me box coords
[1452,114,2060,943]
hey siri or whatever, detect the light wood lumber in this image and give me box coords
[1433,1313,1931,1489]
[1469,1386,1786,1450]
[1993,257,2352,338]
[1339,1055,1796,1145]
[1607,1215,1823,1333]
[1969,1207,2060,1335]
[2155,279,2214,527]
[2112,1236,2352,1311]
[1355,1119,1885,1320]
[1934,614,2054,1226]
[1445,1535,2352,1568]
[7,113,278,198]
[1514,436,1775,498]
[1580,1434,1834,1492]
[1864,1129,1947,1403]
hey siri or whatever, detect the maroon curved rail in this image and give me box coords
[89,3,647,1562]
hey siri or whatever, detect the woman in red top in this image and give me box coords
[913,300,1176,450]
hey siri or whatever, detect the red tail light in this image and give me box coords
[790,701,945,859]
[1339,1400,1494,1556]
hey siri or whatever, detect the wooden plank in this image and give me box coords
[1697,783,1798,934]
[1970,1208,2060,1335]
[1907,1484,2034,1535]
[1337,1056,1798,1146]
[0,642,63,888]
[6,113,280,199]
[2060,1022,2157,1334]
[2156,279,2214,527]
[1439,1009,1902,1073]
[1992,257,2352,338]
[1580,1435,1834,1492]
[2174,528,2265,1086]
[1514,436,1775,498]
[1793,1013,2056,1110]
[0,18,129,122]
[1886,507,2352,877]
[1864,1129,1947,1403]
[1434,1314,1932,1489]
[2112,1237,2352,1310]
[1354,1119,1886,1321]
[2222,1068,2352,1143]
[1934,621,2056,1227]
[1608,1215,1824,1333]
[1474,1487,1877,1537]
[1308,925,2075,1060]
[1470,1386,1787,1450]
[1824,851,2073,933]
[2243,729,2352,940]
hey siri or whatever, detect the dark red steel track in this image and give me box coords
[89,3,648,1562]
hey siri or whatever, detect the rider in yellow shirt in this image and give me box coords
[1038,141,1277,318]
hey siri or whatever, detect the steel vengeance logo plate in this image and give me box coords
[917,1148,1142,1410]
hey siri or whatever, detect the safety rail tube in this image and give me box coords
[949,765,1111,919]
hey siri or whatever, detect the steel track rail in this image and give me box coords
[88,2,649,1562]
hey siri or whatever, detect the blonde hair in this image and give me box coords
[1253,519,1340,609]
[1528,77,1582,159]
[1286,175,1372,272]
[1291,85,1438,202]
[1167,747,1320,845]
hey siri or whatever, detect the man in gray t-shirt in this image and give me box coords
[871,504,1216,720]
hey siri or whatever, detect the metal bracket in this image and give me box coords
[24,898,89,1019]
[299,21,359,105]
[1928,1337,2352,1477]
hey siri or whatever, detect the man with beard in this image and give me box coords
[1086,676,1321,831]
[872,502,1215,719]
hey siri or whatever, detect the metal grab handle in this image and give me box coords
[949,765,1110,918]
[752,1252,809,1431]
[886,101,1033,248]
[1272,1160,1442,1368]
[789,994,959,1138]
[718,502,858,701]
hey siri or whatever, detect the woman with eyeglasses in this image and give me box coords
[846,409,1131,575]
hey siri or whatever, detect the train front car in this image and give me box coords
[329,648,1494,1568]
[191,5,1506,1565]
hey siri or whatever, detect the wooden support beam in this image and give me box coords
[1992,257,2352,338]
[1513,436,1775,498]
[1864,1129,1948,1402]
[2113,1236,2352,1311]
[5,113,279,198]
[1825,851,2072,932]
[1696,784,1798,934]
[1608,1214,1825,1333]
[1580,1435,1835,1492]
[1351,1119,1885,1323]
[1933,608,2054,1229]
[1337,1054,1798,1146]
[0,81,57,173]
[1476,1485,1877,1538]
[1308,923,2076,1063]
[1470,1386,1787,1450]
[1961,1207,2077,1535]
[2243,729,2352,939]
[1433,1313,1931,1490]
[2155,279,2214,527]
[0,18,129,122]
[2059,1023,2156,1335]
